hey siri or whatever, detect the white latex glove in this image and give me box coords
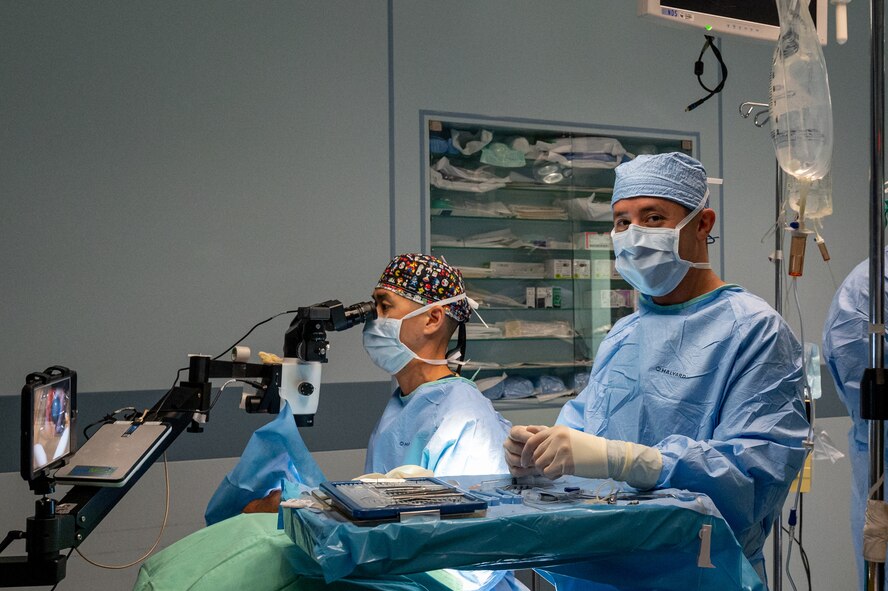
[520,425,606,479]
[384,464,434,479]
[354,472,386,480]
[522,425,663,490]
[503,425,547,477]
[354,464,434,481]
[606,438,664,490]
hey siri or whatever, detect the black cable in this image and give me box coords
[798,493,809,590]
[169,378,260,416]
[686,35,728,112]
[798,494,804,545]
[149,310,295,419]
[0,531,25,555]
[82,417,111,441]
[445,323,467,376]
[82,407,139,440]
[206,379,251,413]
[147,366,188,421]
[211,310,297,361]
[782,525,813,591]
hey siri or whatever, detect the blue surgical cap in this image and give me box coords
[611,152,709,210]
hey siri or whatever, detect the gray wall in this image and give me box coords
[0,1,873,589]
[0,0,389,395]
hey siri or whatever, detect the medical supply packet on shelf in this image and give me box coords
[281,475,764,591]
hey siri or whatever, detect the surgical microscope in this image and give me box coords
[0,299,375,587]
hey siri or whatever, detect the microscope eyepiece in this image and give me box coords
[341,301,377,328]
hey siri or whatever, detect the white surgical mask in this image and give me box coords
[362,294,467,375]
[610,195,711,297]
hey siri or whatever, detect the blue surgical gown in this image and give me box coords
[822,249,888,591]
[556,285,808,586]
[365,376,523,591]
[365,376,512,476]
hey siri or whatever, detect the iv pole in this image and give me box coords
[863,0,886,589]
[774,164,786,591]
[739,100,786,591]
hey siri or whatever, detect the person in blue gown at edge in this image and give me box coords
[823,246,888,591]
[205,252,527,591]
[504,152,810,590]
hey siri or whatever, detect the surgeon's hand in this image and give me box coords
[521,426,608,480]
[523,426,664,488]
[243,489,282,514]
[503,425,547,477]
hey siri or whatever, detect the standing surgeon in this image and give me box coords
[504,152,809,587]
[823,247,888,591]
[206,253,524,591]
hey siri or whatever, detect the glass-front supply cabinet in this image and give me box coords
[425,117,693,403]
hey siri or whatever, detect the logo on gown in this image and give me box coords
[654,366,689,379]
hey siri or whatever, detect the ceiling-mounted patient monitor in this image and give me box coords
[638,0,829,45]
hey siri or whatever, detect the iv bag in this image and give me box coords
[784,169,833,219]
[769,0,833,181]
[804,342,822,400]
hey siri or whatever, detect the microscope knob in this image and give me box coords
[298,382,315,396]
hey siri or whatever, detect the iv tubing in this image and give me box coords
[785,278,816,591]
[797,180,809,227]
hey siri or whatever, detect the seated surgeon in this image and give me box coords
[504,152,809,586]
[359,254,526,591]
[206,253,522,591]
[361,253,512,478]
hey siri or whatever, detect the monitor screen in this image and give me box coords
[639,0,828,44]
[21,371,76,481]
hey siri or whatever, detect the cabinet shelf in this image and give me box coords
[462,335,576,342]
[431,214,613,225]
[432,245,612,255]
[431,182,613,194]
[475,306,578,311]
[432,244,578,252]
[427,118,687,391]
[462,360,593,370]
[460,276,579,282]
[461,278,625,286]
[492,395,579,410]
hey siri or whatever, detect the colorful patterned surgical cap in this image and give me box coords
[376,253,471,323]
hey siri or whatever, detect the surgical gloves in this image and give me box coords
[505,425,663,490]
[356,464,434,480]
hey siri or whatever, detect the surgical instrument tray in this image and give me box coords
[318,477,488,521]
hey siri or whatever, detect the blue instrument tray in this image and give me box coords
[318,477,488,521]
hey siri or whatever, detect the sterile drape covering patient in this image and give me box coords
[204,253,522,591]
[504,152,809,588]
[204,400,323,526]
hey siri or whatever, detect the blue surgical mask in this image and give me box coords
[362,294,467,375]
[610,198,711,297]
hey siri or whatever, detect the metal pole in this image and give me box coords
[867,0,886,588]
[775,165,785,317]
[773,163,784,591]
